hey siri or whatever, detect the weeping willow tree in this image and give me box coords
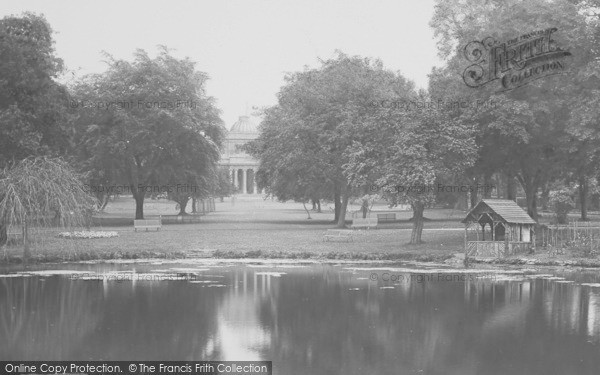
[0,157,98,259]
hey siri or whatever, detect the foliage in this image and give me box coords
[0,13,70,166]
[69,47,223,219]
[249,52,416,227]
[549,188,575,224]
[0,157,98,256]
[430,0,594,220]
[369,95,476,243]
[213,167,235,198]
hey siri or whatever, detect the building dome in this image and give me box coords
[230,115,258,133]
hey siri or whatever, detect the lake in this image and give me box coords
[1,261,599,375]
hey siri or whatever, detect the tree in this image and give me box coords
[249,53,416,227]
[0,157,97,259]
[346,95,476,244]
[0,13,71,243]
[70,48,224,219]
[430,0,593,221]
[213,167,236,202]
[247,105,334,216]
[0,13,70,164]
[564,38,600,220]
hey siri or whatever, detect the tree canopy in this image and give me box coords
[0,12,70,166]
[429,0,595,220]
[70,48,224,219]
[249,53,417,227]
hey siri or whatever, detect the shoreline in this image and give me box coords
[3,249,600,269]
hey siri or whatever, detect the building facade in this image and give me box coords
[219,116,261,194]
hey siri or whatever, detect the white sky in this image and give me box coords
[1,0,442,129]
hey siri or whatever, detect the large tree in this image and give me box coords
[249,53,416,227]
[247,106,334,216]
[345,92,476,244]
[430,0,593,221]
[0,13,71,244]
[70,48,223,219]
[563,1,600,220]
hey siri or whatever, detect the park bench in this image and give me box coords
[376,213,396,222]
[134,217,162,231]
[323,229,354,242]
[351,217,378,229]
[161,214,202,224]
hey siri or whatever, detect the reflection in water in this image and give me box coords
[0,265,599,374]
[216,270,271,360]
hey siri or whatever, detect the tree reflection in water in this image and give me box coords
[0,265,599,375]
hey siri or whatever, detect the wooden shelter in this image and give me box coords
[462,199,537,258]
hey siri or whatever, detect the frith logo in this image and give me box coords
[462,28,572,91]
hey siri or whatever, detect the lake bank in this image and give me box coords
[2,196,600,269]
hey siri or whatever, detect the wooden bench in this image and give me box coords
[161,215,203,224]
[134,217,162,231]
[351,217,378,229]
[377,213,396,222]
[322,229,354,242]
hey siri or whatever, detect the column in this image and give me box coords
[242,169,247,194]
[233,168,238,191]
[253,171,258,195]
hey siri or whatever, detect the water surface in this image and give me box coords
[1,262,599,375]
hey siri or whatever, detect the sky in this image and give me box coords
[1,0,442,129]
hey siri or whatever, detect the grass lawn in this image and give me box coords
[5,195,600,266]
[1,195,466,264]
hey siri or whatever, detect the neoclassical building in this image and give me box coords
[219,115,261,194]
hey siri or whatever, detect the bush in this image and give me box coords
[549,189,575,224]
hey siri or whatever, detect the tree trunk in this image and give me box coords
[470,177,479,208]
[178,197,189,215]
[133,190,145,220]
[100,195,110,211]
[84,208,92,231]
[540,182,551,211]
[410,201,425,244]
[317,200,321,213]
[520,175,539,221]
[303,202,312,219]
[579,175,589,221]
[191,197,197,213]
[483,174,493,199]
[333,188,341,223]
[311,199,317,211]
[0,222,7,247]
[506,172,517,200]
[336,185,350,228]
[23,222,31,261]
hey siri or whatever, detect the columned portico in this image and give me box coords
[219,115,261,195]
[229,167,261,194]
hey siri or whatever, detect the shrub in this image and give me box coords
[549,189,575,224]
